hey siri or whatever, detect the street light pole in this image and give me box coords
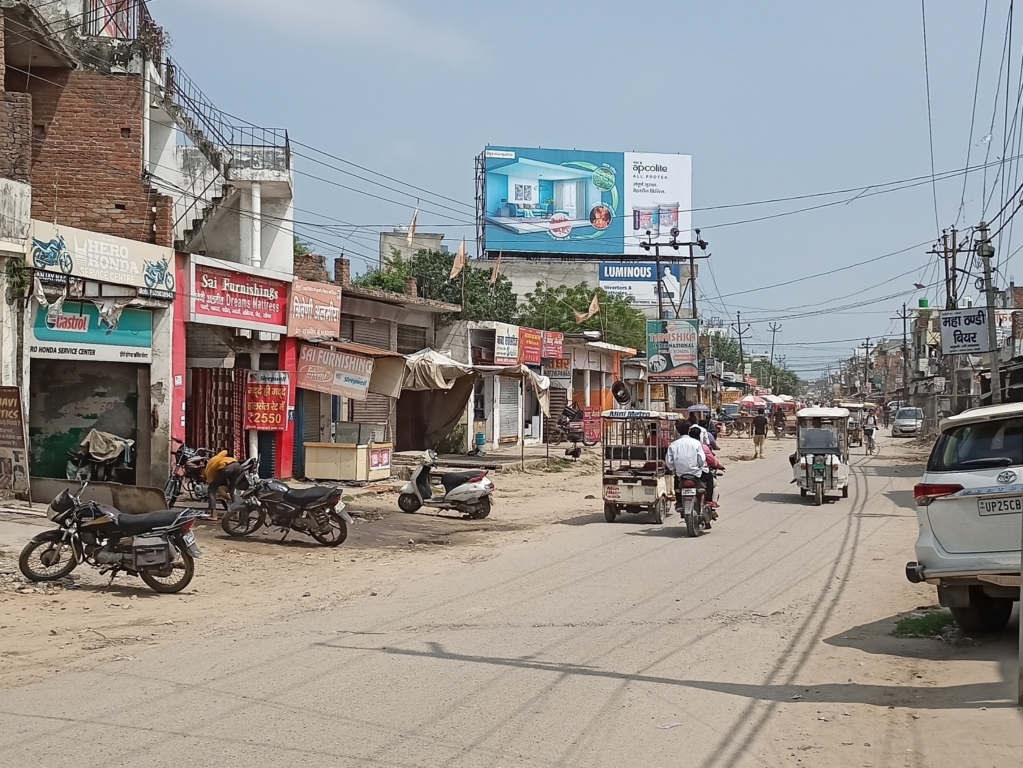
[978,222,1002,405]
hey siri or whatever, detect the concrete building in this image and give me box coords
[378,228,446,267]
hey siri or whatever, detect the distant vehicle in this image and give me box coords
[892,407,924,437]
[906,403,1022,633]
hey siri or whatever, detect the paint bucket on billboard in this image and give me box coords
[633,206,659,235]
[659,202,679,233]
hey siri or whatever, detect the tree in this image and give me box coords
[516,282,647,352]
[293,237,314,257]
[354,249,517,323]
[709,334,743,375]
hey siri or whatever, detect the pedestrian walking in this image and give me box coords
[881,403,890,428]
[751,408,769,458]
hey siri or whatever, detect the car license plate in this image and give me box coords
[604,485,620,500]
[978,497,1022,516]
[183,531,196,546]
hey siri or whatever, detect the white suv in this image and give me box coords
[906,403,1021,633]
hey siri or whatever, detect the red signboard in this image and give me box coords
[519,327,543,365]
[541,330,564,359]
[192,260,289,332]
[244,371,290,431]
[582,406,602,444]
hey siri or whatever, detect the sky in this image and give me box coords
[152,0,1020,377]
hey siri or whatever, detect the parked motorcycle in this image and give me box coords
[164,438,214,506]
[19,483,205,593]
[66,429,134,483]
[549,403,597,447]
[398,450,494,519]
[221,478,352,546]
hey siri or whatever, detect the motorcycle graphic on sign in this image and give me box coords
[143,257,175,292]
[31,237,73,275]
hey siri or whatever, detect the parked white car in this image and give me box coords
[892,407,924,437]
[906,403,1022,633]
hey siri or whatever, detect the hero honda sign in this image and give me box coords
[189,255,290,333]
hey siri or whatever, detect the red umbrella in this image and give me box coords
[739,395,766,407]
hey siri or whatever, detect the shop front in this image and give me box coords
[24,221,174,487]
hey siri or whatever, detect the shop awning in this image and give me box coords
[403,349,475,391]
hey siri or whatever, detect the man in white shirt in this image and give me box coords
[666,422,708,506]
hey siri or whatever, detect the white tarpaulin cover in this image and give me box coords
[403,349,474,391]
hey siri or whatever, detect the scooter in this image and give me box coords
[398,450,494,519]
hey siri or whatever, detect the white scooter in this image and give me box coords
[398,450,495,519]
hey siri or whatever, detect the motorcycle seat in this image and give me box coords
[113,510,181,536]
[283,486,337,506]
[439,470,482,493]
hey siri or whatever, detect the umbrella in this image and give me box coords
[739,395,766,407]
[687,404,711,413]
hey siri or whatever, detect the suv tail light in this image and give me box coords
[913,483,964,506]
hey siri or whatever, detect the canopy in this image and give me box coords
[739,395,767,407]
[797,407,850,420]
[687,404,711,413]
[402,348,474,391]
[601,409,682,420]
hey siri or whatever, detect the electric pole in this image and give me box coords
[768,322,781,392]
[732,312,751,380]
[862,338,871,400]
[892,304,910,404]
[978,222,1002,405]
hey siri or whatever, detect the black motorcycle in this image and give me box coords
[19,484,206,593]
[549,403,598,447]
[221,479,353,547]
[164,438,214,506]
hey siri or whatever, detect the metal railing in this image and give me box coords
[163,57,290,175]
[83,0,153,40]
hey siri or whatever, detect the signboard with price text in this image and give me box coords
[244,371,290,431]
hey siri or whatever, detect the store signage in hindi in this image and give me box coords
[191,258,289,333]
[518,327,543,364]
[0,386,29,493]
[494,322,520,365]
[296,343,374,401]
[541,330,564,359]
[544,357,572,387]
[28,302,153,363]
[940,308,991,355]
[287,279,343,338]
[244,371,290,431]
[646,319,699,385]
[28,220,176,298]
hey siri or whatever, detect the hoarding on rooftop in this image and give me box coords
[483,146,692,256]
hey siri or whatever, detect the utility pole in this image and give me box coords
[949,227,959,414]
[732,312,751,381]
[768,322,781,392]
[978,222,1002,405]
[892,304,910,404]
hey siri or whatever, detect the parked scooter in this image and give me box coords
[221,477,353,547]
[19,482,206,593]
[398,450,494,519]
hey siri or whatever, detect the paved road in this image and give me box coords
[2,437,1021,767]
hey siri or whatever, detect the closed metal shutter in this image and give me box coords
[396,324,427,354]
[499,378,519,440]
[303,390,321,443]
[353,319,391,350]
[257,432,275,479]
[352,393,391,440]
[292,389,321,478]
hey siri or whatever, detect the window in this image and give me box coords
[896,408,924,420]
[928,418,1023,472]
[473,379,486,421]
[396,325,427,355]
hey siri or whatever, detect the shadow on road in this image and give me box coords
[882,490,917,511]
[622,526,684,539]
[753,492,800,505]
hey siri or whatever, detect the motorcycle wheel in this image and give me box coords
[140,548,194,594]
[685,511,703,538]
[19,538,78,581]
[582,434,598,448]
[398,493,422,513]
[309,513,348,547]
[221,507,265,537]
[164,476,182,507]
[164,272,176,292]
[550,430,565,446]
[469,496,492,520]
[814,484,823,507]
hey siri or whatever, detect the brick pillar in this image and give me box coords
[0,14,6,93]
[333,257,350,286]
[404,278,418,297]
[154,194,174,247]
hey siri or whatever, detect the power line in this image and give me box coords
[920,0,942,234]
[957,0,990,226]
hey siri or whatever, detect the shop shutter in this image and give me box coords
[303,390,321,443]
[499,378,519,440]
[353,319,391,350]
[396,324,427,354]
[351,393,392,440]
[546,387,568,441]
[257,432,276,479]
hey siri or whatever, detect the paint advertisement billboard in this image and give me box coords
[483,146,692,256]
[646,319,699,385]
[28,302,153,363]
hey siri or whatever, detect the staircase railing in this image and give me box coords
[83,0,153,40]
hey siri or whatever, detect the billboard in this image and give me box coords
[29,302,152,363]
[599,262,686,307]
[939,308,990,355]
[647,319,699,385]
[483,146,692,256]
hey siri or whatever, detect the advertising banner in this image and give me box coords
[541,330,564,359]
[518,327,543,365]
[483,146,691,256]
[599,262,692,307]
[544,357,572,388]
[940,308,991,355]
[370,447,391,471]
[244,371,290,431]
[0,387,29,492]
[191,256,290,333]
[28,302,153,363]
[287,279,343,339]
[296,343,374,401]
[582,406,602,443]
[28,220,175,298]
[646,319,699,385]
[494,322,520,365]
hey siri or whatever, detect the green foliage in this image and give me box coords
[434,424,467,455]
[354,249,518,323]
[710,334,802,395]
[893,609,954,637]
[5,255,30,299]
[294,237,314,257]
[516,282,647,352]
[710,334,743,374]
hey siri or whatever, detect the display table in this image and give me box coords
[303,443,392,482]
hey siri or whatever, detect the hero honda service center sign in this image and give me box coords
[483,146,692,256]
[190,255,290,333]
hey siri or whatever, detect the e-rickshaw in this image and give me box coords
[601,410,678,524]
[838,402,864,447]
[793,407,850,507]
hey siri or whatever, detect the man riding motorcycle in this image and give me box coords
[665,421,708,511]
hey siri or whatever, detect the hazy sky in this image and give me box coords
[156,1,1015,376]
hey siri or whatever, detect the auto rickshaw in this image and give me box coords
[793,407,850,506]
[838,401,864,447]
[601,410,678,524]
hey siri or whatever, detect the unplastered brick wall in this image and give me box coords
[7,67,171,246]
[295,253,329,282]
[0,92,31,183]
